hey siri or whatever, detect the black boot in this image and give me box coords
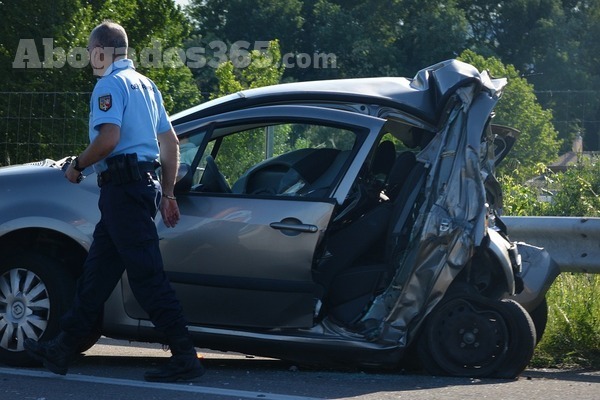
[24,332,78,375]
[144,335,205,382]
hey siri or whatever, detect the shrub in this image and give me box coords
[501,163,600,368]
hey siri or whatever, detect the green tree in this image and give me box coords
[395,0,469,75]
[1,0,200,112]
[186,0,472,82]
[501,159,600,218]
[0,0,201,165]
[0,0,95,91]
[571,1,600,151]
[458,0,600,152]
[186,0,600,150]
[186,0,408,83]
[459,50,561,173]
[212,39,285,97]
[188,0,303,50]
[187,0,305,93]
[92,0,201,113]
[544,157,600,217]
[297,0,405,79]
[0,1,96,164]
[211,40,287,180]
[501,161,600,369]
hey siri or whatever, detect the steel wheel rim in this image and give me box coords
[427,298,508,376]
[0,268,50,352]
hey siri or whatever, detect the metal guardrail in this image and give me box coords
[502,216,600,274]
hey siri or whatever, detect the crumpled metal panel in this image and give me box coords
[360,77,506,345]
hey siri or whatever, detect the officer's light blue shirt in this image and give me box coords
[89,58,173,172]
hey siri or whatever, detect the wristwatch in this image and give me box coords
[72,157,85,172]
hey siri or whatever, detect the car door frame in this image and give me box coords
[120,105,387,329]
[173,105,385,204]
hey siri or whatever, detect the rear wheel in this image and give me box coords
[0,253,75,366]
[492,299,536,379]
[417,295,535,378]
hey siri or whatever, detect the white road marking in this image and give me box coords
[0,367,322,400]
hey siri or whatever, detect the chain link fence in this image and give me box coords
[535,90,600,151]
[1,90,600,166]
[0,92,90,166]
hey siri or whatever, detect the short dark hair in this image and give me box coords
[90,20,128,56]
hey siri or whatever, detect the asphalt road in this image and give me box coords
[0,338,598,400]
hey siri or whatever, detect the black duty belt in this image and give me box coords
[97,161,158,187]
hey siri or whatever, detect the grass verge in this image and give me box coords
[531,273,600,369]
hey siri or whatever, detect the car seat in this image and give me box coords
[384,160,427,264]
[385,151,417,201]
[315,152,426,326]
[299,150,351,197]
[371,140,396,184]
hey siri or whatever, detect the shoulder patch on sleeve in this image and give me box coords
[98,94,112,112]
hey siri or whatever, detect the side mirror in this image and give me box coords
[491,124,519,167]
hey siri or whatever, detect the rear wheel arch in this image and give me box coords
[486,229,518,294]
[0,227,88,279]
[454,247,511,299]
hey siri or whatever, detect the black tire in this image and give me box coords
[0,253,76,366]
[491,299,536,379]
[528,298,548,344]
[417,295,535,378]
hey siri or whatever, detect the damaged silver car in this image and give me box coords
[0,59,559,378]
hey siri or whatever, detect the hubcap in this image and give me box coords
[0,268,50,352]
[12,301,26,319]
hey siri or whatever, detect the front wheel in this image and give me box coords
[492,299,537,379]
[0,253,75,366]
[417,295,536,378]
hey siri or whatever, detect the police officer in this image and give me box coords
[24,20,204,383]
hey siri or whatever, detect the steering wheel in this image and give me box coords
[200,155,231,193]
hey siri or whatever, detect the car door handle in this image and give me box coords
[270,221,319,233]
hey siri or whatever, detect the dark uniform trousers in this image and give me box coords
[60,172,188,341]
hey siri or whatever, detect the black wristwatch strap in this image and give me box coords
[72,157,85,172]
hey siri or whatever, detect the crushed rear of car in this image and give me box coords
[0,59,559,378]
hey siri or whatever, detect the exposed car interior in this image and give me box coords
[172,116,437,329]
[176,121,358,198]
[314,135,432,326]
[232,147,348,197]
[168,114,437,326]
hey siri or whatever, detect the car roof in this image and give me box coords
[171,59,505,127]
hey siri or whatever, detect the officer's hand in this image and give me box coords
[160,198,180,228]
[65,162,83,184]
